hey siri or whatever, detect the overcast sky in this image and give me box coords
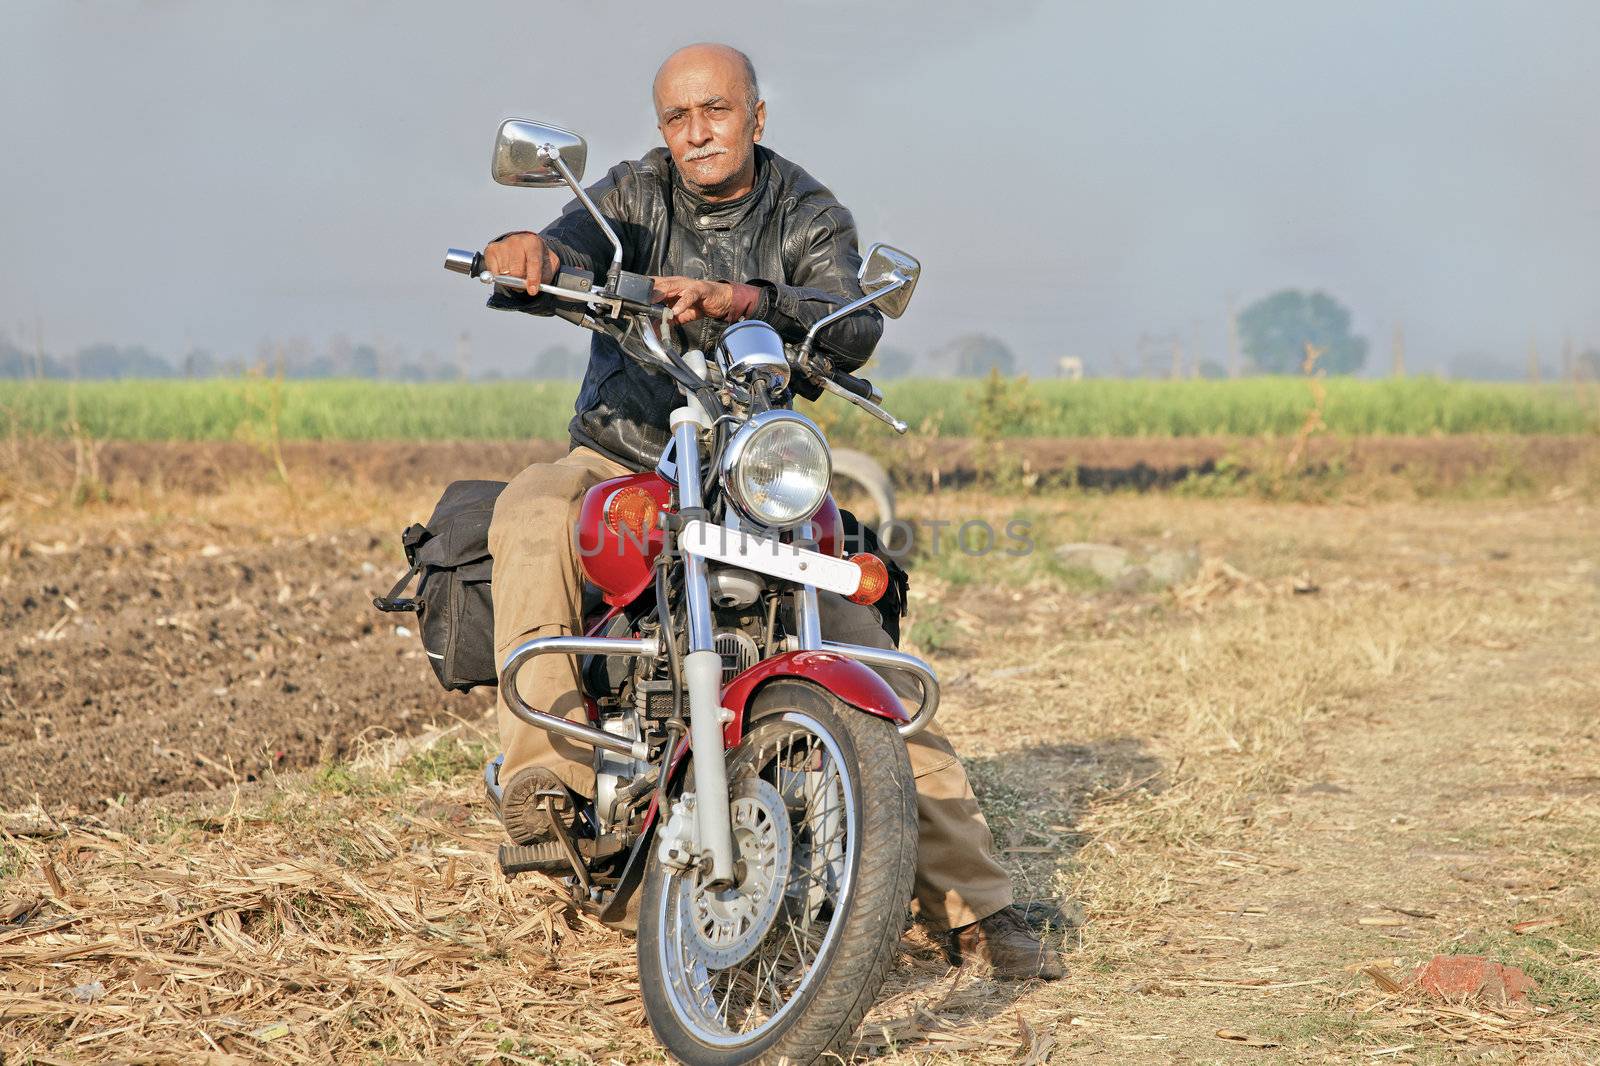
[4,0,1597,377]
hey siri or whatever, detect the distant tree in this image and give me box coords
[867,344,914,379]
[75,343,175,379]
[347,344,380,378]
[1197,359,1228,380]
[328,334,354,374]
[1577,349,1600,382]
[290,351,337,378]
[928,333,1017,377]
[180,347,218,378]
[390,349,456,382]
[0,334,57,377]
[1237,290,1367,375]
[531,345,582,379]
[282,336,312,375]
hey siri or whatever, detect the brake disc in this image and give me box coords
[675,777,792,970]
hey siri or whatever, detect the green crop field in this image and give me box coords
[1,376,1595,442]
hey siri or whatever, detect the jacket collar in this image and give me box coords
[669,146,773,231]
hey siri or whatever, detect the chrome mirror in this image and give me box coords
[857,243,920,319]
[492,119,587,188]
[490,119,623,285]
[798,242,922,365]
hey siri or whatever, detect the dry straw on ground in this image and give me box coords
[4,471,1599,1062]
[2,744,663,1063]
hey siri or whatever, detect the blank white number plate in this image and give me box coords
[679,520,861,596]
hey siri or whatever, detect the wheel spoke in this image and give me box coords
[656,711,862,1043]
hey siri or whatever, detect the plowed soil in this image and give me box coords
[0,518,493,809]
[1,444,561,809]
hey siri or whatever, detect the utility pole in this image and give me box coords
[1391,322,1406,378]
[1527,336,1541,385]
[1562,335,1574,384]
[33,313,45,380]
[1170,338,1183,380]
[1226,294,1241,378]
[455,331,472,381]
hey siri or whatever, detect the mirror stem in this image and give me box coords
[797,274,906,366]
[541,146,624,290]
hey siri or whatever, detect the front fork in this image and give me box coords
[669,379,837,886]
[670,406,741,885]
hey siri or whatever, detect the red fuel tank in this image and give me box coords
[577,473,673,606]
[811,494,843,558]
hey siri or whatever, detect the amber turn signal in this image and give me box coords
[847,552,889,605]
[604,486,660,537]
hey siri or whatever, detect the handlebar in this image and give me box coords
[830,368,882,405]
[818,375,907,433]
[444,246,907,432]
[443,248,482,276]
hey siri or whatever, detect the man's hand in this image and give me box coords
[652,276,761,324]
[483,232,558,293]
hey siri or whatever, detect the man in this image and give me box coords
[481,42,1063,981]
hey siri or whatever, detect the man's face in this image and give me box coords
[654,50,765,199]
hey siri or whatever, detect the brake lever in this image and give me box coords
[472,267,658,322]
[818,376,908,434]
[475,271,621,313]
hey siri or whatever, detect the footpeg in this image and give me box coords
[498,840,573,877]
[498,835,628,879]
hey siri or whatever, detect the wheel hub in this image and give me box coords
[677,777,792,969]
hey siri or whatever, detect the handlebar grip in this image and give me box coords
[831,370,882,405]
[444,248,482,276]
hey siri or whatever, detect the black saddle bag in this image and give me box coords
[374,480,506,692]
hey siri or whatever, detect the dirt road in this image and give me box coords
[942,605,1600,1061]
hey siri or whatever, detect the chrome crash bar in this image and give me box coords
[819,640,941,739]
[499,634,661,759]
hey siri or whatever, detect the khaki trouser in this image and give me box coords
[488,448,1014,931]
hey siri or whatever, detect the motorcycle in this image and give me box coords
[446,119,937,1065]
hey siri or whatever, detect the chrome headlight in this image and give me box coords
[722,411,831,529]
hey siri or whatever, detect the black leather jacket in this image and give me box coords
[488,145,882,470]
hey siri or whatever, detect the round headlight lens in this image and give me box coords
[727,416,831,529]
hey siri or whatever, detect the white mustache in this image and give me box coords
[684,145,729,162]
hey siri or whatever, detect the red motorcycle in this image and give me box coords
[445,119,936,1065]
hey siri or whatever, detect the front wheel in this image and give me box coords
[638,680,917,1065]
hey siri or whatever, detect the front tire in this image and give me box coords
[638,680,917,1065]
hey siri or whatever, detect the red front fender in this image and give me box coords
[720,651,908,747]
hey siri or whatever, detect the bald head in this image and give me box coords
[652,42,767,201]
[653,43,760,115]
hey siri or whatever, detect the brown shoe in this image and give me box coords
[492,765,571,846]
[948,905,1066,981]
